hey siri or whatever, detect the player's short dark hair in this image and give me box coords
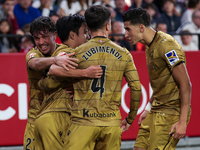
[85,5,111,32]
[122,8,151,27]
[56,14,86,43]
[30,16,56,36]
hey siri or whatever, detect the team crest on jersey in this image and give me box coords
[165,50,179,66]
[28,53,36,59]
[58,52,67,56]
[98,39,104,43]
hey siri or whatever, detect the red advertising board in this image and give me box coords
[0,52,200,146]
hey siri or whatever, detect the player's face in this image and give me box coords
[124,21,142,45]
[33,31,56,55]
[74,23,89,47]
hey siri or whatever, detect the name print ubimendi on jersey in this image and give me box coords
[82,46,123,61]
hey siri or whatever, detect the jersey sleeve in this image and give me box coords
[37,47,73,92]
[123,52,141,124]
[26,48,44,68]
[161,40,186,71]
[37,74,65,92]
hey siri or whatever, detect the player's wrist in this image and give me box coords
[126,117,132,125]
[82,69,88,77]
[53,56,57,64]
[145,102,152,112]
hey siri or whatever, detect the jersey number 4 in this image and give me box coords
[91,65,107,98]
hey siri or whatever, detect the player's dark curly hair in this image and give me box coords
[30,16,56,36]
[122,8,151,27]
[56,14,86,43]
[85,5,111,32]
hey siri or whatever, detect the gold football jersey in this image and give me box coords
[26,47,45,124]
[146,31,187,115]
[37,44,73,117]
[71,36,141,126]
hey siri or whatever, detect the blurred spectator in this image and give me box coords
[180,30,198,51]
[58,0,82,16]
[105,4,116,21]
[110,20,132,50]
[181,0,200,24]
[173,0,187,17]
[144,3,158,28]
[157,0,181,33]
[32,0,57,9]
[77,9,85,16]
[93,0,111,6]
[19,23,34,53]
[50,13,59,23]
[76,0,90,12]
[0,19,17,53]
[114,0,126,22]
[155,22,167,33]
[153,0,163,13]
[129,0,143,9]
[38,0,57,17]
[102,0,111,5]
[19,36,34,53]
[32,0,42,8]
[92,0,101,5]
[175,10,200,48]
[14,0,41,29]
[0,0,20,34]
[142,0,160,14]
[49,13,62,44]
[142,0,155,6]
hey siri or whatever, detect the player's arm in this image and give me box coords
[28,53,78,71]
[37,74,63,92]
[169,63,191,139]
[138,96,154,125]
[121,52,142,132]
[49,64,103,78]
[38,65,103,92]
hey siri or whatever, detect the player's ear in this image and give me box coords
[106,21,111,31]
[69,31,75,40]
[139,24,145,33]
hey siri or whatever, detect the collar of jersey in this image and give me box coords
[92,36,107,39]
[148,31,158,47]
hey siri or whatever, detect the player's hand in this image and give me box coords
[54,53,78,71]
[138,110,149,125]
[121,119,131,132]
[169,120,187,139]
[84,65,103,78]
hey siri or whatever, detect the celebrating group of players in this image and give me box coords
[23,5,191,150]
